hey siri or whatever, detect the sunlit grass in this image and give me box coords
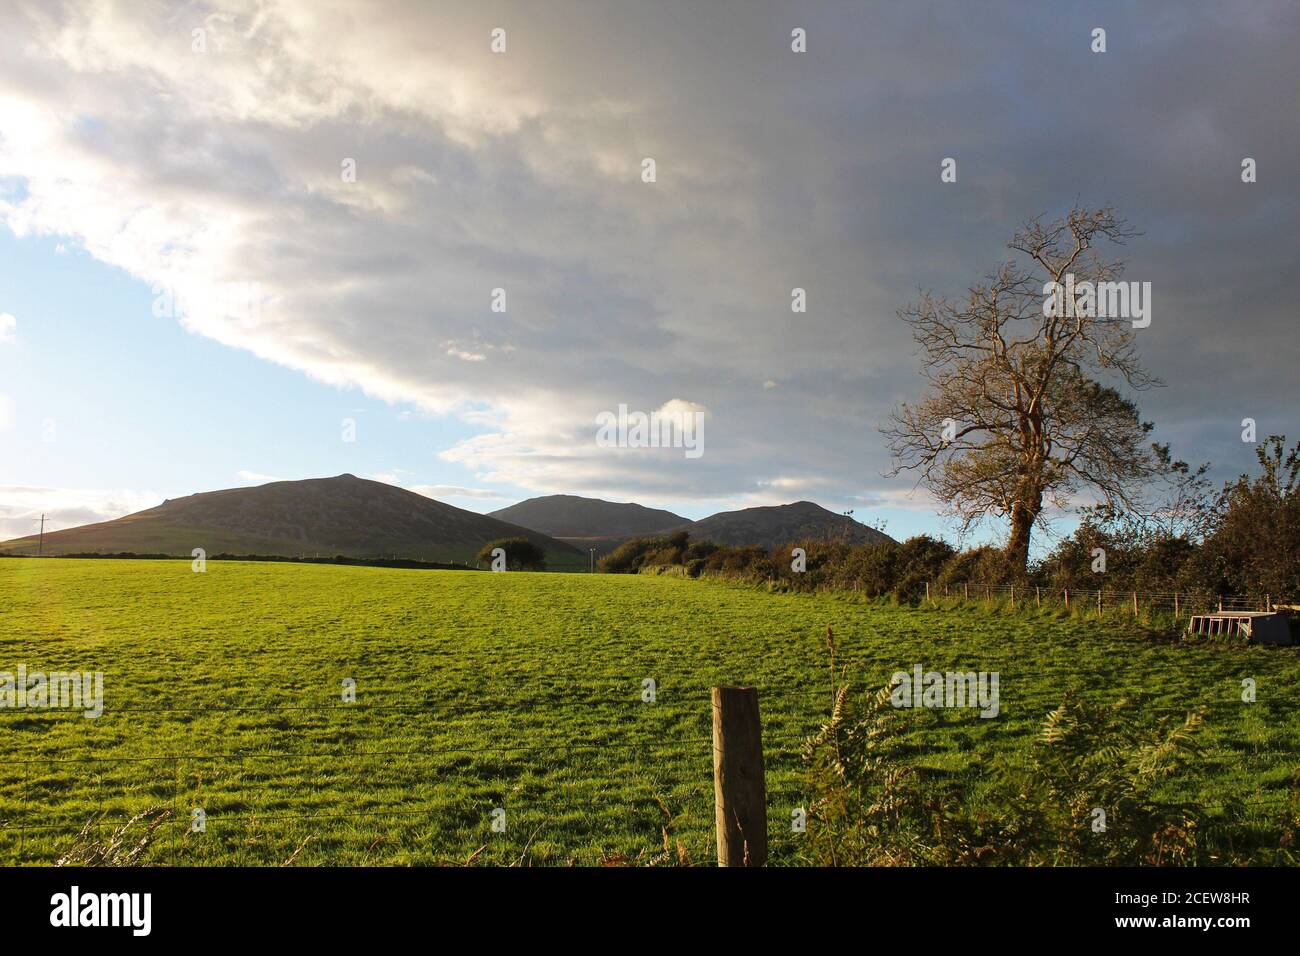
[1,558,1296,865]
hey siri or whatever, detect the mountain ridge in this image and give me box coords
[492,494,895,552]
[0,474,583,566]
[671,500,894,549]
[489,493,688,537]
[3,480,895,563]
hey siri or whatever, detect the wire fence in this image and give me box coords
[925,582,1284,618]
[693,568,1288,620]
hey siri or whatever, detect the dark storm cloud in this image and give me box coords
[0,0,1294,517]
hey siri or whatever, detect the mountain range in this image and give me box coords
[678,500,892,548]
[491,494,892,554]
[0,475,584,567]
[0,476,893,563]
[488,494,690,555]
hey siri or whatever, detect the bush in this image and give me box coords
[598,536,661,574]
[1196,436,1300,599]
[935,545,1013,591]
[833,542,896,596]
[683,540,719,562]
[891,535,956,601]
[476,537,546,571]
[704,545,774,578]
[597,438,1300,611]
[802,677,1246,865]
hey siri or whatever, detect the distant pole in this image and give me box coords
[589,548,596,573]
[1132,591,1138,616]
[38,514,45,556]
[925,581,930,603]
[1064,588,1069,609]
[1174,592,1180,618]
[1036,586,1041,608]
[711,686,767,867]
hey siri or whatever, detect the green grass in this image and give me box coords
[1,558,1297,865]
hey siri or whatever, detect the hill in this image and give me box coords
[489,494,688,555]
[678,500,894,548]
[0,474,583,567]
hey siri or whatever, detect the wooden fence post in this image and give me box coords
[1133,591,1138,616]
[1174,592,1179,618]
[964,583,969,601]
[1036,586,1041,608]
[1097,590,1103,614]
[1064,588,1069,609]
[925,581,930,603]
[712,686,767,867]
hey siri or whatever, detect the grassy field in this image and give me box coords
[1,558,1297,865]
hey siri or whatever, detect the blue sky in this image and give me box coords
[0,228,521,518]
[1,1,1296,552]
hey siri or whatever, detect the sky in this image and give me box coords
[1,1,1297,549]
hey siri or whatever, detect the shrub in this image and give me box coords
[832,542,896,595]
[598,536,662,574]
[803,677,1224,865]
[891,535,956,601]
[935,545,1012,591]
[683,540,719,562]
[1196,436,1300,599]
[476,537,546,571]
[704,545,773,578]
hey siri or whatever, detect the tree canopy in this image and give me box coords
[884,205,1163,568]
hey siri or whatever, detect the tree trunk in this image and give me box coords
[1006,492,1041,571]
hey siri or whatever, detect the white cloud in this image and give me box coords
[236,470,281,484]
[849,488,943,513]
[408,484,508,501]
[0,485,161,540]
[0,1,902,509]
[0,1,1295,524]
[757,476,828,494]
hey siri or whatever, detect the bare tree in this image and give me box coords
[883,205,1163,570]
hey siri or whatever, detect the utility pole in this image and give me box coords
[589,548,596,573]
[38,514,45,556]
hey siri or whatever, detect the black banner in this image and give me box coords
[0,866,1280,940]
